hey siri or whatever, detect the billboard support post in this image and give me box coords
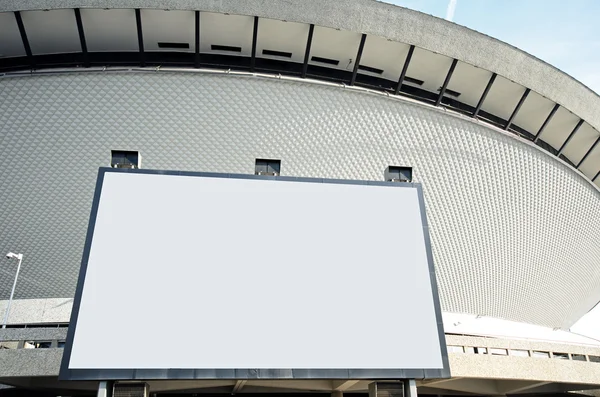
[97,381,108,397]
[405,380,417,397]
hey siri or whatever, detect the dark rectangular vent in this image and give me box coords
[111,150,141,169]
[311,56,339,66]
[385,166,412,182]
[255,158,281,176]
[262,49,292,58]
[438,86,461,97]
[404,76,424,86]
[211,44,242,53]
[358,64,384,74]
[157,42,189,49]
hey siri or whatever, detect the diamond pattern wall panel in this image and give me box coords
[1,72,599,329]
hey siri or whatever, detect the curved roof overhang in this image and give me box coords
[1,0,600,187]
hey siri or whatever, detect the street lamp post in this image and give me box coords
[2,252,24,329]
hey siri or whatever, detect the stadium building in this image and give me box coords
[1,0,600,396]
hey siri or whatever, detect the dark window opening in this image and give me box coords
[111,150,141,169]
[5,323,69,328]
[559,154,576,168]
[306,65,352,84]
[477,110,509,130]
[358,64,383,74]
[440,93,475,116]
[25,341,52,349]
[508,123,535,141]
[509,349,529,357]
[385,166,412,182]
[404,76,424,86]
[255,158,281,176]
[211,45,242,53]
[398,82,437,105]
[354,72,397,92]
[438,86,461,97]
[535,139,558,156]
[532,351,550,358]
[157,42,190,49]
[572,354,587,361]
[311,56,339,66]
[255,57,303,76]
[262,49,292,58]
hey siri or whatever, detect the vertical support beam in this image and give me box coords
[436,58,458,106]
[350,33,367,86]
[534,103,560,142]
[557,119,584,156]
[74,9,89,67]
[14,11,34,68]
[97,381,109,397]
[404,380,417,397]
[194,11,200,68]
[135,9,145,67]
[250,16,259,72]
[576,135,600,168]
[301,24,315,78]
[505,88,530,130]
[395,44,414,95]
[473,73,497,117]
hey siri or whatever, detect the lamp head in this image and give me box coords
[6,252,23,260]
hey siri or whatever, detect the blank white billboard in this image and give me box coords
[61,169,448,380]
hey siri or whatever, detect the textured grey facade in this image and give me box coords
[0,71,599,329]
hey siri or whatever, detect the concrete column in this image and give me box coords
[404,379,417,397]
[332,391,343,397]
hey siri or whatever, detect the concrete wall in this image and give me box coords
[447,334,600,384]
[0,299,72,325]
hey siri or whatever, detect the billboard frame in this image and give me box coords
[59,167,450,381]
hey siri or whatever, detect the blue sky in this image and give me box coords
[386,0,600,95]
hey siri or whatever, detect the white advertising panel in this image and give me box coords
[61,169,448,380]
